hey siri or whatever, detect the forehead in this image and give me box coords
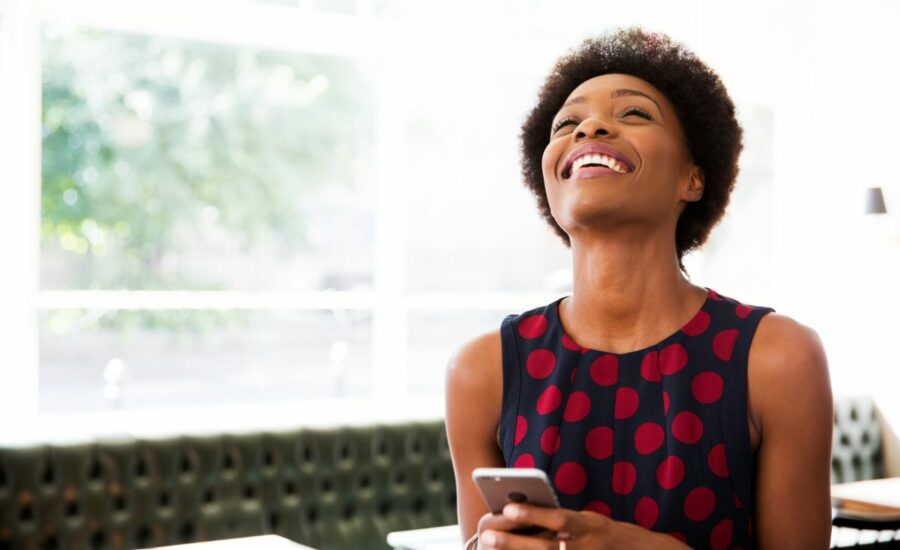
[560,73,672,112]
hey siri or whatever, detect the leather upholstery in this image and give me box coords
[831,396,884,484]
[0,421,456,550]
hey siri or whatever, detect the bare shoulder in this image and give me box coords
[445,328,503,404]
[748,312,832,436]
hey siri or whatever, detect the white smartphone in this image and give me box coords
[472,467,561,514]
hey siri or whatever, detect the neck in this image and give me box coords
[562,231,705,354]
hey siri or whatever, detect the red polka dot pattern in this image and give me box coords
[518,314,548,339]
[640,350,661,382]
[590,354,618,386]
[659,343,688,375]
[540,426,561,455]
[634,496,659,529]
[555,461,587,495]
[527,349,556,379]
[634,422,665,455]
[672,411,704,444]
[514,415,527,445]
[614,387,640,419]
[585,426,614,459]
[563,391,591,422]
[708,443,729,477]
[710,519,733,550]
[536,385,562,415]
[685,486,716,521]
[584,500,612,517]
[712,329,739,361]
[611,461,637,495]
[656,455,685,489]
[692,371,724,404]
[513,453,535,468]
[682,310,711,336]
[500,289,769,549]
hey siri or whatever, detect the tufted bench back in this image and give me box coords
[831,396,885,484]
[0,420,456,550]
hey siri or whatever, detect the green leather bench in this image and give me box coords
[0,420,456,550]
[0,397,893,549]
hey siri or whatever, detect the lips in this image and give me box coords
[561,142,635,179]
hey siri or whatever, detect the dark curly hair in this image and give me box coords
[519,26,743,272]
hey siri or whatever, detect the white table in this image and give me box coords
[142,535,317,549]
[386,525,462,550]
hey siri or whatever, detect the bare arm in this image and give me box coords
[750,314,833,549]
[445,329,507,541]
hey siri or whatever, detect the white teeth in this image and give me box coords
[570,153,628,175]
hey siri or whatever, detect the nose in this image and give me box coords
[574,118,611,140]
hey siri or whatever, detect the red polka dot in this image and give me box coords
[518,314,548,339]
[536,385,562,415]
[614,387,640,419]
[656,455,685,489]
[590,354,618,386]
[585,426,614,459]
[735,304,752,319]
[563,391,591,422]
[554,461,587,495]
[669,533,688,543]
[672,411,704,444]
[562,333,582,351]
[514,415,527,445]
[634,496,659,529]
[611,461,637,495]
[659,343,688,375]
[710,518,733,550]
[635,422,665,455]
[692,371,724,404]
[513,453,535,468]
[708,443,729,477]
[540,426,561,455]
[684,486,716,521]
[527,349,556,379]
[663,390,670,414]
[734,493,744,509]
[682,310,711,336]
[640,351,661,382]
[708,289,723,301]
[583,500,611,517]
[712,329,739,361]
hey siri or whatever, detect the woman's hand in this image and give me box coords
[477,504,691,550]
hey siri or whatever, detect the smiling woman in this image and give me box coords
[446,26,833,550]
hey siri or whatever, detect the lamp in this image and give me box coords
[865,187,888,215]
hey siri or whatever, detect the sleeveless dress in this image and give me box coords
[498,287,774,550]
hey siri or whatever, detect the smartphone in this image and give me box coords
[472,467,561,514]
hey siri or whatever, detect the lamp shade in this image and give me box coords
[865,187,888,214]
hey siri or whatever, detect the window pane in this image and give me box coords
[40,308,373,413]
[41,26,375,291]
[407,309,511,396]
[403,68,572,292]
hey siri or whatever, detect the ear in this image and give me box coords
[683,164,704,202]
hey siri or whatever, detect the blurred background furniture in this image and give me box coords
[2,396,899,549]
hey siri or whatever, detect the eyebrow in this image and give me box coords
[560,88,665,119]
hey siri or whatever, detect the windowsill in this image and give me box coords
[0,396,445,446]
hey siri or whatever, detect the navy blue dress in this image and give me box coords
[498,288,774,549]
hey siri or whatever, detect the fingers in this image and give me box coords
[479,529,559,550]
[476,510,534,536]
[501,503,584,535]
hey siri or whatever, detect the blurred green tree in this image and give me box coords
[41,27,373,292]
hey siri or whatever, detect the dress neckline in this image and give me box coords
[552,286,713,357]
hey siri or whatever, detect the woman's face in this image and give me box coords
[541,73,703,243]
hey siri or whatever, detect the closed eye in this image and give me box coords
[550,107,654,135]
